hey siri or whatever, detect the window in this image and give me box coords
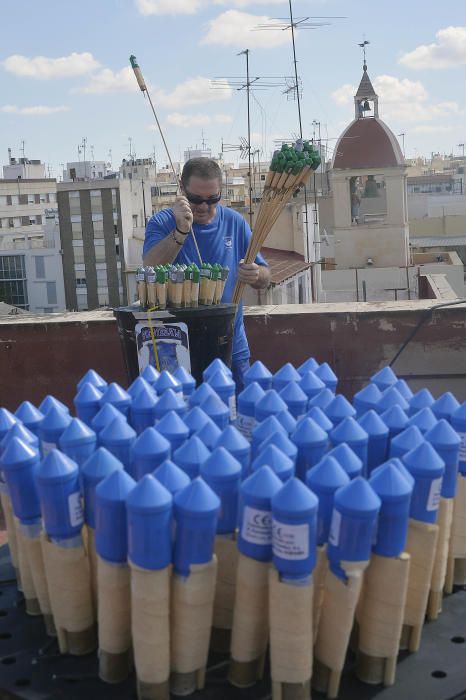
[132,214,138,227]
[69,191,81,216]
[48,193,56,203]
[76,277,87,287]
[90,190,102,214]
[73,247,84,263]
[8,218,14,229]
[94,241,106,263]
[115,244,120,257]
[19,194,28,205]
[0,196,7,206]
[28,194,35,204]
[93,220,104,238]
[0,255,28,308]
[72,222,82,240]
[46,281,57,305]
[35,256,45,279]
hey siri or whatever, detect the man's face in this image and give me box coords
[182,176,221,225]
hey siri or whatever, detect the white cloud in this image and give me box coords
[155,77,232,108]
[74,66,139,94]
[135,0,204,14]
[399,26,466,70]
[410,124,453,134]
[331,83,355,106]
[2,52,100,79]
[215,0,285,5]
[0,104,70,115]
[165,112,233,127]
[201,10,291,49]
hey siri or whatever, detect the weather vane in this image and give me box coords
[358,39,370,69]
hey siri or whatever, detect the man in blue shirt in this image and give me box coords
[143,157,270,391]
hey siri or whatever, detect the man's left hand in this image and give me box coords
[237,260,260,286]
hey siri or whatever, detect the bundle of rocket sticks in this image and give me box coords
[232,141,321,305]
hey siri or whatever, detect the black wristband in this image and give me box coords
[171,231,183,246]
[176,226,190,236]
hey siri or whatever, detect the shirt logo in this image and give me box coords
[224,236,232,249]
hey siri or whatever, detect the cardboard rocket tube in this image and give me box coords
[229,553,270,688]
[170,558,217,696]
[131,562,170,700]
[445,475,466,593]
[183,271,192,308]
[98,556,133,683]
[313,545,328,643]
[269,568,313,700]
[400,519,438,652]
[41,534,96,655]
[355,552,410,686]
[427,497,453,620]
[0,492,20,586]
[85,525,98,610]
[313,562,367,699]
[24,530,56,636]
[16,521,40,615]
[211,534,238,653]
[147,283,157,308]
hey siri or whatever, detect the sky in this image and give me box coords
[2,0,466,178]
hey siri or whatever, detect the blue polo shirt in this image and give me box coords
[143,204,267,363]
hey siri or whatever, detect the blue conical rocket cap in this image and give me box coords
[403,441,445,477]
[132,427,171,458]
[314,362,338,387]
[174,435,211,465]
[256,390,287,415]
[0,408,18,438]
[305,406,334,432]
[273,363,301,386]
[215,425,250,452]
[410,388,435,413]
[201,447,242,482]
[1,422,38,451]
[432,392,460,421]
[326,395,356,423]
[206,369,235,391]
[1,436,38,467]
[189,382,216,407]
[334,476,381,516]
[127,376,154,399]
[196,418,222,448]
[127,474,172,513]
[371,457,414,489]
[132,384,158,410]
[203,358,233,381]
[452,402,466,424]
[174,366,196,391]
[298,357,320,375]
[82,447,123,482]
[154,388,185,416]
[273,477,318,517]
[244,360,272,383]
[184,406,210,434]
[407,407,437,433]
[425,419,461,449]
[100,414,136,442]
[141,364,160,386]
[96,468,135,504]
[353,383,382,410]
[358,410,389,438]
[252,415,287,444]
[59,418,96,446]
[380,405,408,432]
[153,459,190,494]
[241,464,283,501]
[154,370,181,394]
[309,388,335,410]
[92,403,124,433]
[259,430,298,459]
[370,366,397,390]
[238,382,266,408]
[199,393,229,419]
[299,371,325,397]
[275,411,297,435]
[99,382,131,407]
[77,369,107,391]
[292,417,327,447]
[306,455,350,493]
[74,382,103,407]
[391,425,424,453]
[369,462,413,502]
[279,382,308,405]
[330,416,368,445]
[174,476,220,516]
[14,401,44,427]
[156,411,189,440]
[252,444,294,477]
[392,379,413,401]
[40,405,72,431]
[327,444,363,479]
[38,449,78,482]
[377,387,410,413]
[39,395,69,415]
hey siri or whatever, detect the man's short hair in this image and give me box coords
[181,158,222,189]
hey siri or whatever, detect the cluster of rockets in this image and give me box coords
[136,264,229,309]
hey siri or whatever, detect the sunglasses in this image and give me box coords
[184,190,222,206]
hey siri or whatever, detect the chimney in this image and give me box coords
[8,147,12,165]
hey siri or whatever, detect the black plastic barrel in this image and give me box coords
[114,304,237,386]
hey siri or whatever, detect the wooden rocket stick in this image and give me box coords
[15,520,40,616]
[313,545,328,643]
[427,497,454,620]
[313,561,367,699]
[24,530,55,636]
[41,533,96,655]
[269,568,313,700]
[229,553,270,688]
[170,558,217,696]
[131,562,171,700]
[85,525,98,610]
[211,534,238,653]
[355,552,411,686]
[399,519,438,653]
[0,492,20,586]
[445,474,466,593]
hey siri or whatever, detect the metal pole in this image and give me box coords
[243,49,254,230]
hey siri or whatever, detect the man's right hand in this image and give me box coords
[172,196,193,233]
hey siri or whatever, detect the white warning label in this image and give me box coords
[427,477,442,512]
[241,506,272,545]
[68,491,84,528]
[272,519,309,560]
[328,509,342,547]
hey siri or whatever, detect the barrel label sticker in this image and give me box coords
[328,509,341,547]
[241,506,272,545]
[229,395,237,422]
[427,477,442,511]
[41,441,56,457]
[272,520,308,560]
[68,491,84,527]
[458,432,466,462]
[236,414,255,440]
